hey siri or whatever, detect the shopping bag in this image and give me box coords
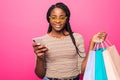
[83,50,95,80]
[103,49,120,80]
[95,48,108,80]
[103,40,120,78]
[106,45,120,78]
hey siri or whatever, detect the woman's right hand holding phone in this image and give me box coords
[32,42,48,59]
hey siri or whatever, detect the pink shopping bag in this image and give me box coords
[102,40,120,79]
[103,48,120,80]
[107,45,120,78]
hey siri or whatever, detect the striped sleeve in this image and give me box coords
[74,33,86,73]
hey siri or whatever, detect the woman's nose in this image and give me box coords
[55,19,60,23]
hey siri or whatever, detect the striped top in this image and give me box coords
[37,33,86,78]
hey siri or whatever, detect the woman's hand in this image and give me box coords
[92,32,107,43]
[32,42,48,59]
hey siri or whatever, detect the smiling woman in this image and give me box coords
[49,8,67,33]
[0,0,120,80]
[32,2,107,80]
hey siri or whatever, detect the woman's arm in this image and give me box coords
[35,56,46,79]
[81,40,95,74]
[32,42,48,78]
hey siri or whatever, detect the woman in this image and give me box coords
[32,2,107,80]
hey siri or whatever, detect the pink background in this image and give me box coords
[0,0,120,80]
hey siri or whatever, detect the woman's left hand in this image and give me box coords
[92,32,107,43]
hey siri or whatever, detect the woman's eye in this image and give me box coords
[60,16,66,20]
[51,17,56,19]
[60,17,65,19]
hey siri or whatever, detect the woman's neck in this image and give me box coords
[49,30,69,38]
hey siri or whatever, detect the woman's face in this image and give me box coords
[49,8,67,32]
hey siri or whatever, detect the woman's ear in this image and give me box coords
[49,16,51,20]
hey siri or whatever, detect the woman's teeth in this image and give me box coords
[56,25,60,27]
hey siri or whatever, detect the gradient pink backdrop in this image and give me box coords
[0,0,120,80]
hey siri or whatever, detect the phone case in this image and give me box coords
[32,37,43,45]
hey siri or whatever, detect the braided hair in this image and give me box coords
[46,2,84,58]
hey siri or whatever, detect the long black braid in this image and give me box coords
[46,2,85,58]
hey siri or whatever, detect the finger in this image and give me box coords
[102,32,107,37]
[34,46,39,51]
[33,45,42,51]
[102,34,107,40]
[99,32,107,41]
[34,46,48,55]
[35,48,48,54]
[37,45,48,50]
[96,33,102,39]
[37,53,44,57]
[41,48,48,52]
[34,51,44,57]
[98,32,104,38]
[32,42,40,47]
[34,49,43,54]
[37,48,48,53]
[33,44,44,50]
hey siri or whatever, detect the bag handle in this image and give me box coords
[93,39,112,50]
[97,39,113,50]
[101,39,113,48]
[94,39,106,50]
[105,39,112,46]
[94,39,105,50]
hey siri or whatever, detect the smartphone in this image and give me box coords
[32,37,43,45]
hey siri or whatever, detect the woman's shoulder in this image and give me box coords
[73,32,84,43]
[73,32,83,38]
